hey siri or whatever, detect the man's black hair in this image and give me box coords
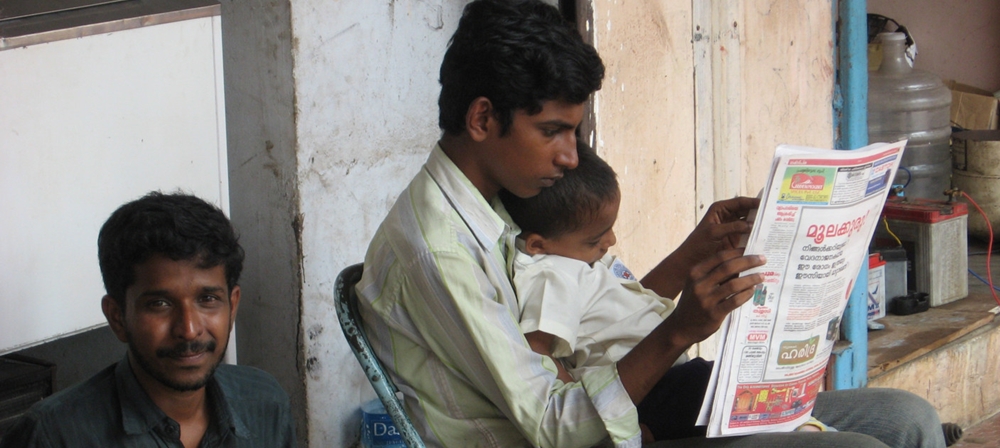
[98,191,244,307]
[438,0,604,136]
[501,141,618,238]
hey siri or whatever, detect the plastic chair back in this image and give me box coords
[335,263,425,447]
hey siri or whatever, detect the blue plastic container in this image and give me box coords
[360,399,406,448]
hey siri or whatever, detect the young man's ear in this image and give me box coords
[101,295,129,343]
[523,233,550,256]
[465,96,495,142]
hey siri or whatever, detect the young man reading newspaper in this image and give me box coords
[356,1,946,446]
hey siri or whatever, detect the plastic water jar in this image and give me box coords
[868,32,952,199]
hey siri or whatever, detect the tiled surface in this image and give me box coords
[953,410,1000,448]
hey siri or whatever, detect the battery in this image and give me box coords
[873,198,968,307]
[867,253,887,321]
[880,247,908,303]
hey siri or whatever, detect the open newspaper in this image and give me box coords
[696,140,907,437]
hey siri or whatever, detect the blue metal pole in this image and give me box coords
[838,0,868,152]
[832,0,869,390]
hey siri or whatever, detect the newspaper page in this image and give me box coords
[696,140,906,437]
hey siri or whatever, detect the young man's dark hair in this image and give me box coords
[438,0,605,136]
[501,141,618,237]
[97,191,244,307]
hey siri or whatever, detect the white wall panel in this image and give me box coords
[0,16,227,355]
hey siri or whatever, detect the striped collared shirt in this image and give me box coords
[357,146,641,447]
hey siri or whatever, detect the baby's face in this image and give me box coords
[539,194,619,265]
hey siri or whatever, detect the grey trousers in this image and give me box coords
[647,388,946,448]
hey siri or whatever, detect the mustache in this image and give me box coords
[156,340,217,358]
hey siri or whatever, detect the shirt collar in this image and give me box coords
[115,356,170,436]
[114,356,250,440]
[424,144,518,251]
[206,368,251,439]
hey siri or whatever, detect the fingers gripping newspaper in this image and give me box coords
[696,140,906,437]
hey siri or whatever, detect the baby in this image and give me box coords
[500,144,684,376]
[500,142,831,441]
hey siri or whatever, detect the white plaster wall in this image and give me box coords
[289,1,466,445]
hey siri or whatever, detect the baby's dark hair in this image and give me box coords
[98,191,244,308]
[501,141,619,238]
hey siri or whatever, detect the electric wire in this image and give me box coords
[897,166,912,188]
[961,191,999,307]
[968,269,1000,293]
[882,216,903,247]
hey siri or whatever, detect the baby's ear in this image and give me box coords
[523,233,549,256]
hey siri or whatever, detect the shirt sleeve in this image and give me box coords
[388,250,642,448]
[514,257,593,358]
[0,412,53,448]
[278,390,296,448]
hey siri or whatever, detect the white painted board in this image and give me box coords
[0,16,228,355]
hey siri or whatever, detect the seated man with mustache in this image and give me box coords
[1,192,295,448]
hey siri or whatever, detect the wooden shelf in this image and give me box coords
[867,239,1000,378]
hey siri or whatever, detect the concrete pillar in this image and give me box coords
[221,1,466,445]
